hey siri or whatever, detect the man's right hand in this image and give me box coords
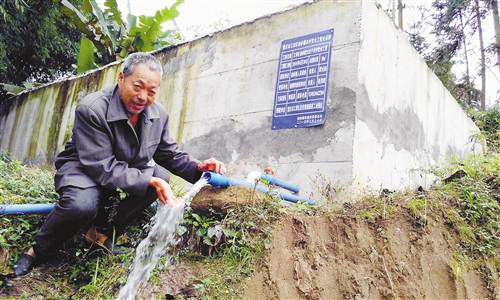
[148,177,178,206]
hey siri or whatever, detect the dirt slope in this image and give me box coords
[243,213,493,300]
[1,186,496,299]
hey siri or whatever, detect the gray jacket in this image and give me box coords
[54,85,201,196]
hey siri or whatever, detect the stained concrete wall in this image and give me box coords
[0,67,122,163]
[352,1,483,191]
[175,0,361,193]
[0,0,482,198]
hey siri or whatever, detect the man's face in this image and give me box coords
[117,63,161,114]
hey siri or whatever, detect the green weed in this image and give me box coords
[406,197,428,226]
[0,153,284,298]
[468,107,500,153]
[0,154,57,272]
[438,155,499,257]
[358,194,398,222]
[177,196,281,298]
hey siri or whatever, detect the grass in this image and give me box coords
[174,195,282,298]
[0,154,284,299]
[357,192,399,222]
[0,153,58,272]
[0,106,498,298]
[435,154,499,257]
[405,196,429,226]
[468,107,500,153]
[352,152,499,293]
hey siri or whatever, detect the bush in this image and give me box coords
[437,154,499,257]
[468,108,500,153]
[0,154,151,297]
[0,154,57,272]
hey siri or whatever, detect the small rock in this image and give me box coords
[443,169,467,183]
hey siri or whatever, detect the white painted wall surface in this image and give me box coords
[353,1,483,191]
[175,0,363,199]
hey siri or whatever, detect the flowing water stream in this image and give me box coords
[117,177,208,300]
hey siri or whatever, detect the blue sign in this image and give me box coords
[272,29,333,130]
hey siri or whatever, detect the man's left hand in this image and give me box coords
[197,158,226,174]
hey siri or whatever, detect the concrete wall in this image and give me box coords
[352,1,483,191]
[0,0,482,199]
[175,0,361,193]
[0,67,122,163]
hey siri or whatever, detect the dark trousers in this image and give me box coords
[33,166,169,257]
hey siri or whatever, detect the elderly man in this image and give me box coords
[13,52,225,276]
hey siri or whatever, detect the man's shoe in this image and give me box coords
[84,228,131,255]
[13,253,37,277]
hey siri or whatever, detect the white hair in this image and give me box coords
[122,52,163,77]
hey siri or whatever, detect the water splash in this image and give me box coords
[117,177,208,300]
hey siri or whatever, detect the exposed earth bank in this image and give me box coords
[1,181,497,299]
[243,212,494,299]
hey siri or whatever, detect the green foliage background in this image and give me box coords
[469,108,500,153]
[61,0,183,73]
[0,0,82,87]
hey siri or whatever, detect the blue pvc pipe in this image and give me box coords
[0,172,315,216]
[0,202,160,216]
[260,174,300,194]
[0,203,54,215]
[203,172,316,205]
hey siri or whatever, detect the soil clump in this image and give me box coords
[190,185,266,215]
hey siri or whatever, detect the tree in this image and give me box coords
[406,6,430,55]
[61,0,183,73]
[474,0,486,110]
[427,46,461,94]
[458,7,472,92]
[490,0,500,71]
[419,0,491,109]
[398,0,404,29]
[0,0,82,93]
[428,0,471,105]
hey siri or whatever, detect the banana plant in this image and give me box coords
[0,83,25,96]
[61,0,183,73]
[0,81,39,96]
